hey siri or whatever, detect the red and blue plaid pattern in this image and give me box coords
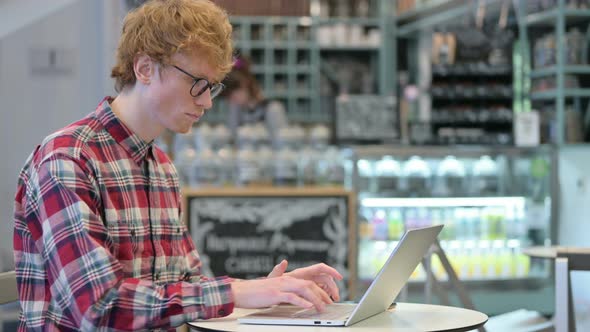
[13,97,234,331]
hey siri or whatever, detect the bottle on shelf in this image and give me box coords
[404,208,419,230]
[509,240,530,278]
[439,208,456,240]
[370,209,389,241]
[358,207,374,241]
[454,208,468,240]
[417,207,432,228]
[430,208,444,231]
[470,241,485,279]
[386,208,404,241]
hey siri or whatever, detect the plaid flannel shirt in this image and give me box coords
[13,97,234,331]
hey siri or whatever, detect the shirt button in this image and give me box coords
[177,227,181,234]
[183,272,191,280]
[130,229,136,237]
[218,309,226,316]
[154,273,160,280]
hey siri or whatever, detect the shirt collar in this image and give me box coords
[96,97,153,164]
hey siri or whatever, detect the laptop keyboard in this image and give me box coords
[253,304,355,320]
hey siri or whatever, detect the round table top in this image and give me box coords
[523,246,590,259]
[187,302,488,332]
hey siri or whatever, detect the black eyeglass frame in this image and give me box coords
[171,65,225,99]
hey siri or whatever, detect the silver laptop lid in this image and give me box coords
[346,225,443,326]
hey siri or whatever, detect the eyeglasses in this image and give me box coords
[171,65,225,99]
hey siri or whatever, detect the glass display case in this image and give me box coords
[352,145,556,315]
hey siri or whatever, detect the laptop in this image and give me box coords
[238,224,443,327]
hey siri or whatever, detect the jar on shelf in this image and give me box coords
[374,156,401,195]
[236,125,256,149]
[309,124,331,149]
[216,146,235,186]
[189,147,219,187]
[192,123,212,150]
[276,126,304,150]
[211,124,231,150]
[298,146,319,186]
[174,142,196,186]
[316,146,347,186]
[472,155,499,195]
[402,156,432,197]
[435,155,466,196]
[256,145,274,185]
[273,146,298,186]
[235,145,260,186]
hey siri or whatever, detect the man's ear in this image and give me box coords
[133,54,154,85]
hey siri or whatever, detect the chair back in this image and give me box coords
[0,271,18,304]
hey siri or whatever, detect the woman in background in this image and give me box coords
[222,56,288,147]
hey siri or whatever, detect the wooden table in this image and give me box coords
[523,246,590,332]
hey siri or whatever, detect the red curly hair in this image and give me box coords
[111,0,234,92]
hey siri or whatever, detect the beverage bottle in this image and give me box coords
[515,204,527,244]
[470,208,482,240]
[440,208,456,240]
[457,243,471,280]
[480,207,491,240]
[471,243,484,279]
[418,207,432,228]
[387,209,404,240]
[371,209,388,241]
[480,241,496,279]
[494,207,507,240]
[357,240,372,280]
[511,241,530,278]
[430,208,443,234]
[404,208,418,230]
[358,207,373,241]
[498,246,512,278]
[454,208,467,240]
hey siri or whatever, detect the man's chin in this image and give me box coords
[174,125,194,135]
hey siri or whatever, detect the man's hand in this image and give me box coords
[231,276,333,311]
[267,260,343,302]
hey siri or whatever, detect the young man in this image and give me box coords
[13,0,342,330]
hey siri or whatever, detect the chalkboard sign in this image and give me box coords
[184,187,356,299]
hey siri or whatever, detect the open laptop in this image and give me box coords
[238,224,443,327]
